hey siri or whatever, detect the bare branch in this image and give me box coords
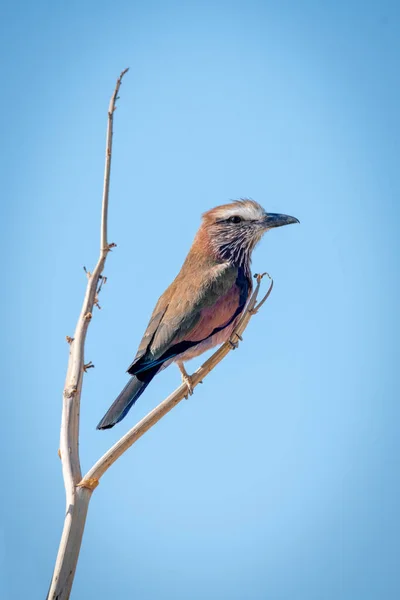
[83,361,95,372]
[101,68,129,252]
[48,66,276,600]
[80,274,273,486]
[47,68,129,600]
[250,272,274,314]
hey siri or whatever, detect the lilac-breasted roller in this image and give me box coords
[97,199,298,429]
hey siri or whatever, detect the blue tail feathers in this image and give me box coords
[97,375,150,430]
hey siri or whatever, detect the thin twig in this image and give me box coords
[80,273,273,485]
[251,272,274,313]
[47,68,129,600]
[96,275,107,295]
[101,68,129,252]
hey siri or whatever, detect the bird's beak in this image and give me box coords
[262,213,300,229]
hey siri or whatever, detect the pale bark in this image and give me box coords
[48,69,274,600]
[47,68,129,600]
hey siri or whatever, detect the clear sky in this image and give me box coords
[2,1,399,598]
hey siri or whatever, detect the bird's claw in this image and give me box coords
[229,333,243,349]
[182,374,194,399]
[177,362,195,399]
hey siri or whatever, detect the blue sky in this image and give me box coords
[2,1,399,598]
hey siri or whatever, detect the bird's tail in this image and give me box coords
[97,374,152,430]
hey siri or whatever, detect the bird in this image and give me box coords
[97,199,298,429]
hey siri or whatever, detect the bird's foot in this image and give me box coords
[229,333,243,350]
[182,373,194,399]
[177,361,195,399]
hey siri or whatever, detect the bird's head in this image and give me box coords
[201,199,299,268]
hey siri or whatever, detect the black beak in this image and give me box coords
[262,213,300,229]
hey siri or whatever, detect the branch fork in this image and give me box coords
[105,242,117,252]
[48,67,275,600]
[78,272,273,488]
[47,68,129,600]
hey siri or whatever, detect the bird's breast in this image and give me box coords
[175,280,246,361]
[189,284,242,341]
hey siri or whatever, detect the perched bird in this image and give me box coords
[97,199,298,429]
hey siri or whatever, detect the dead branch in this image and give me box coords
[47,68,129,600]
[47,68,275,600]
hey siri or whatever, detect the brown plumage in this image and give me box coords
[97,199,298,429]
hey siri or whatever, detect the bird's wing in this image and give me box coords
[128,265,250,375]
[126,292,172,372]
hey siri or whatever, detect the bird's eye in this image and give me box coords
[228,215,242,224]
